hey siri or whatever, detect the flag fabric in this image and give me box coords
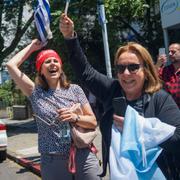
[34,0,53,43]
[110,106,175,180]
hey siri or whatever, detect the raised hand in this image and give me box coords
[59,13,74,38]
[157,54,167,68]
[30,39,44,52]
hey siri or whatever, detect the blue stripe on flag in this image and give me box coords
[34,0,52,43]
[36,11,47,37]
[34,8,46,43]
[42,0,51,20]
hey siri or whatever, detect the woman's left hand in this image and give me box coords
[57,107,77,122]
[113,114,124,131]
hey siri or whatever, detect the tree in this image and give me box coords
[0,0,34,66]
[0,0,167,77]
[105,0,164,59]
[50,0,164,77]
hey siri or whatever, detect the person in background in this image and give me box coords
[59,14,180,179]
[6,39,101,180]
[156,44,180,178]
[156,43,180,108]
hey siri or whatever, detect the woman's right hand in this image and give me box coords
[30,39,44,52]
[113,114,124,132]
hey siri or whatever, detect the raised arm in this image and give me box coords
[6,39,43,96]
[59,13,74,39]
[59,14,116,102]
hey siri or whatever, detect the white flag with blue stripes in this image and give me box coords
[34,0,53,43]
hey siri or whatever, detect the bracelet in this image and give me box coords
[75,114,80,123]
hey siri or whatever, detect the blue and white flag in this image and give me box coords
[34,0,53,43]
[110,106,175,180]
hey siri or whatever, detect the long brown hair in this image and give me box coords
[115,42,162,94]
[35,70,70,90]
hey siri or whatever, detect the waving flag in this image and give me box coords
[34,0,53,43]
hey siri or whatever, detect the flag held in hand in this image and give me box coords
[34,0,53,44]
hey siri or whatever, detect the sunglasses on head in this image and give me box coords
[115,63,142,74]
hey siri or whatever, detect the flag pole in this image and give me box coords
[64,0,70,15]
[97,0,112,78]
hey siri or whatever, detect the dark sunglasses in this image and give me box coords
[115,63,142,74]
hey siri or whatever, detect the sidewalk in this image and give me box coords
[2,118,41,176]
[2,118,109,179]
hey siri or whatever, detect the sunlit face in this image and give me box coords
[169,44,180,64]
[40,57,62,82]
[116,51,145,100]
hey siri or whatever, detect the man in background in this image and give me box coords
[156,43,180,179]
[156,43,180,109]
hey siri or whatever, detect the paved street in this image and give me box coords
[0,158,40,180]
[2,118,109,180]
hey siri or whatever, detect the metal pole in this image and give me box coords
[97,0,112,78]
[163,28,170,65]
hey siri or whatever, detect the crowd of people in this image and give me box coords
[6,11,180,180]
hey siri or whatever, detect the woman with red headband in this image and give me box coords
[6,39,101,180]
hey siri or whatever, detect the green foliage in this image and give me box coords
[105,0,148,19]
[0,0,34,66]
[2,0,178,83]
[48,0,165,71]
[0,81,13,106]
[0,80,27,107]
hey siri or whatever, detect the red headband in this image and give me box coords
[36,49,62,72]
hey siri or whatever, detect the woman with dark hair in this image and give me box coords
[6,39,101,180]
[60,14,180,179]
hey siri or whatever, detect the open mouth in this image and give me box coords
[123,79,135,84]
[49,69,58,74]
[121,79,137,89]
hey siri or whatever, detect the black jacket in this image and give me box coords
[65,37,180,178]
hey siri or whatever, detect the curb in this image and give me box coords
[7,150,41,176]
